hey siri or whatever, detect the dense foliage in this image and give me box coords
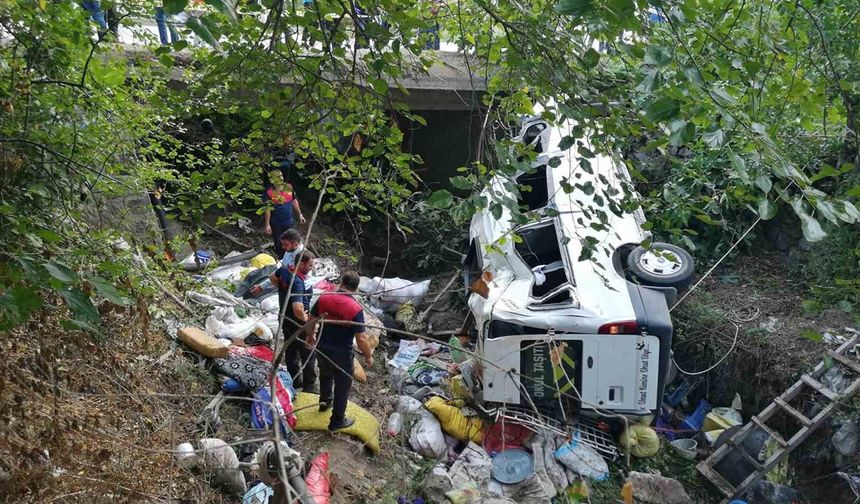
[1,0,859,331]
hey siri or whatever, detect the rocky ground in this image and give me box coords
[2,217,858,504]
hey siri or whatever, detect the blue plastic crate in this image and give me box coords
[665,377,691,407]
[655,415,677,441]
[680,398,711,432]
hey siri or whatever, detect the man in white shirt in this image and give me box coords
[250,228,304,296]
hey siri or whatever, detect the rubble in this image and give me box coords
[626,471,693,504]
[833,421,859,456]
[423,464,455,495]
[744,480,801,504]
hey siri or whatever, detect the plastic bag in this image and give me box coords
[250,253,276,269]
[206,306,272,340]
[448,442,493,492]
[305,452,331,504]
[619,424,660,458]
[364,277,431,312]
[449,336,467,364]
[209,264,248,282]
[410,410,447,458]
[243,482,273,504]
[250,370,297,431]
[402,397,446,458]
[198,438,246,494]
[554,432,609,481]
[395,301,417,324]
[424,396,484,443]
[387,340,424,370]
[259,295,279,313]
[526,435,560,499]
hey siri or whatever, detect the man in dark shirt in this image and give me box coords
[263,169,306,259]
[308,271,373,430]
[278,250,317,392]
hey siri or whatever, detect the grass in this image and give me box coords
[587,440,721,504]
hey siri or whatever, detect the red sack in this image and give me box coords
[228,344,274,362]
[483,420,532,456]
[305,452,330,504]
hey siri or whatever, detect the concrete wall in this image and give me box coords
[400,108,487,191]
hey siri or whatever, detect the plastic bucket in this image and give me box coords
[670,438,698,460]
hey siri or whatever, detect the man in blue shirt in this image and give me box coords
[278,250,317,392]
[308,271,373,430]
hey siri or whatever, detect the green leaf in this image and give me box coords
[36,229,62,243]
[702,128,726,148]
[370,78,388,95]
[757,198,777,220]
[800,329,822,342]
[555,0,594,16]
[751,122,768,135]
[0,286,43,331]
[163,0,188,15]
[838,300,855,314]
[644,97,680,122]
[205,0,238,24]
[814,200,840,224]
[87,276,131,306]
[582,48,600,69]
[59,288,100,323]
[729,151,749,183]
[755,175,772,193]
[185,16,220,49]
[801,300,821,315]
[261,110,272,119]
[644,46,671,66]
[558,136,576,150]
[694,213,717,225]
[636,68,662,94]
[44,261,77,283]
[684,66,704,87]
[810,163,838,183]
[668,120,695,146]
[490,202,503,220]
[709,87,737,106]
[450,176,473,190]
[838,201,860,223]
[791,199,827,242]
[426,189,453,209]
[548,156,562,168]
[60,318,102,334]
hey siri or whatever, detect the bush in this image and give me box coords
[800,223,860,312]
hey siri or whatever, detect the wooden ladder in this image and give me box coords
[697,335,860,503]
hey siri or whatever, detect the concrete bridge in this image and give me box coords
[118,21,490,186]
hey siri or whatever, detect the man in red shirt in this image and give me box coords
[308,271,373,430]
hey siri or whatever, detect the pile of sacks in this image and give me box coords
[395,392,610,504]
[383,339,611,504]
